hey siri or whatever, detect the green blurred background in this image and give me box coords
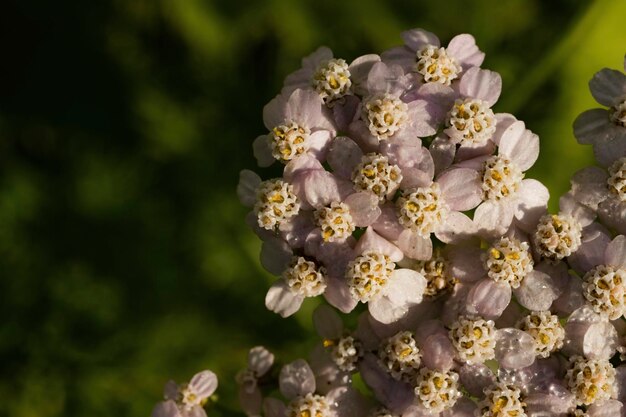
[0,0,624,415]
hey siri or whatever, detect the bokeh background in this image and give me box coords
[1,0,625,415]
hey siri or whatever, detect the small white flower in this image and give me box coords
[449,315,496,364]
[346,252,395,303]
[314,202,356,242]
[362,93,409,140]
[533,213,582,260]
[415,45,461,86]
[566,356,615,406]
[254,179,300,230]
[378,330,421,382]
[517,311,564,358]
[396,183,449,237]
[414,368,462,413]
[447,98,496,146]
[477,382,527,417]
[352,153,403,201]
[484,237,533,289]
[311,58,352,104]
[283,257,327,298]
[481,156,524,202]
[582,264,626,320]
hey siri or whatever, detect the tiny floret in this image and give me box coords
[608,157,626,202]
[396,183,448,237]
[413,248,455,298]
[610,99,626,127]
[315,202,356,242]
[477,383,527,417]
[324,335,362,372]
[481,156,524,201]
[283,257,327,298]
[415,368,462,413]
[582,264,626,320]
[287,393,331,417]
[378,330,422,382]
[352,153,403,201]
[447,98,497,146]
[517,311,564,358]
[484,237,533,288]
[449,315,496,364]
[269,121,311,163]
[312,58,352,104]
[565,356,615,406]
[346,252,395,302]
[415,45,461,86]
[532,213,582,260]
[362,93,409,140]
[255,179,300,230]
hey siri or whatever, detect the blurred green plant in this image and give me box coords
[0,0,624,416]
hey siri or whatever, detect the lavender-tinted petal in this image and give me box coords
[355,312,382,351]
[421,333,456,371]
[397,229,433,260]
[459,67,502,106]
[495,300,524,329]
[524,391,576,415]
[513,270,559,311]
[327,136,363,179]
[459,363,495,398]
[239,386,262,416]
[571,166,609,209]
[332,95,361,131]
[303,171,352,208]
[474,201,515,239]
[355,227,403,261]
[349,54,381,91]
[574,108,613,145]
[164,380,179,401]
[345,192,381,227]
[587,400,623,417]
[559,192,596,226]
[598,199,626,235]
[263,398,286,417]
[465,279,511,320]
[369,269,426,324]
[301,46,333,70]
[498,121,540,171]
[237,169,262,207]
[437,168,482,211]
[616,365,626,403]
[589,68,626,107]
[563,305,618,360]
[367,62,407,96]
[447,34,485,70]
[406,100,438,137]
[189,370,218,399]
[401,28,440,50]
[328,386,372,417]
[568,223,611,274]
[606,235,626,268]
[372,203,404,241]
[448,244,485,283]
[359,354,415,412]
[455,139,496,162]
[491,113,518,146]
[436,211,477,245]
[443,397,477,417]
[594,131,626,167]
[152,400,181,417]
[260,237,292,275]
[284,154,324,182]
[279,359,316,399]
[495,328,536,370]
[252,135,275,167]
[307,130,333,161]
[263,94,287,130]
[552,276,585,316]
[248,346,275,376]
[380,46,415,74]
[514,179,549,233]
[265,280,304,318]
[313,304,344,340]
[285,89,333,130]
[324,275,358,314]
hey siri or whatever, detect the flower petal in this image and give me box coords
[589,68,626,107]
[369,269,427,324]
[265,280,304,318]
[344,192,381,227]
[252,135,275,167]
[606,235,626,269]
[397,229,433,260]
[574,108,613,145]
[401,28,440,50]
[459,67,502,107]
[446,34,485,70]
[237,169,262,207]
[437,168,482,211]
[497,121,539,171]
[189,370,219,399]
[355,227,403,262]
[260,237,293,275]
[313,304,344,340]
[279,359,316,399]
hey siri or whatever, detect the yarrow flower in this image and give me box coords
[152,371,218,417]
[229,30,626,417]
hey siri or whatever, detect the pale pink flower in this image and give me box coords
[237,346,275,416]
[574,59,626,167]
[253,89,336,166]
[281,46,380,105]
[152,370,218,417]
[381,28,484,87]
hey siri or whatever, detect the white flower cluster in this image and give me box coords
[154,31,626,417]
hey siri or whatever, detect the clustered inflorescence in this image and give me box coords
[152,29,626,417]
